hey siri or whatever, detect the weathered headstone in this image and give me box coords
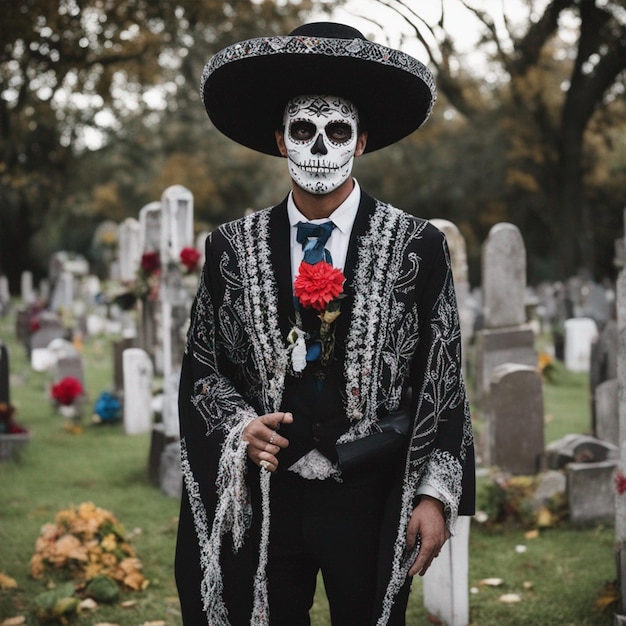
[545,433,619,470]
[122,348,153,435]
[582,281,611,329]
[482,223,526,328]
[564,317,598,372]
[595,379,619,446]
[49,271,74,313]
[118,217,141,283]
[55,354,84,385]
[487,363,545,475]
[20,271,34,304]
[423,516,470,626]
[0,276,10,316]
[567,460,618,526]
[159,440,182,498]
[139,201,162,254]
[474,223,536,397]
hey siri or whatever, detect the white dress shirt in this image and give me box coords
[287,179,361,282]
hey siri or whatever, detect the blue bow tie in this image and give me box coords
[296,221,336,264]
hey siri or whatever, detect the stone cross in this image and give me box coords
[122,348,154,435]
[118,217,141,283]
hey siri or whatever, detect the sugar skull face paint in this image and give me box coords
[282,95,360,194]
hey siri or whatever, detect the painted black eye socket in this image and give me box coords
[326,122,352,143]
[289,121,316,141]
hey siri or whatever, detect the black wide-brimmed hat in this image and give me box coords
[200,22,436,156]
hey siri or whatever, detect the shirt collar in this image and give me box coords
[287,179,361,235]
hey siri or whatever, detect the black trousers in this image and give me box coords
[221,465,411,626]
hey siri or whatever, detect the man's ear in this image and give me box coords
[355,131,368,157]
[275,129,288,157]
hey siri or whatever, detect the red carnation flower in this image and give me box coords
[616,472,626,496]
[140,252,161,274]
[51,377,83,406]
[180,247,201,272]
[294,261,345,312]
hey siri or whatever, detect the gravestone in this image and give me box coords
[0,276,10,316]
[55,354,84,385]
[159,440,182,498]
[473,223,536,398]
[487,363,545,475]
[564,317,598,372]
[30,312,68,368]
[567,460,618,526]
[139,201,162,254]
[122,348,153,435]
[0,343,9,404]
[118,218,141,282]
[595,379,619,446]
[482,223,526,328]
[545,433,619,469]
[113,336,135,394]
[160,185,194,382]
[20,271,34,305]
[590,320,619,433]
[423,516,470,626]
[49,271,74,313]
[582,281,611,329]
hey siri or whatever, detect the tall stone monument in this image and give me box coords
[474,223,536,399]
[118,217,141,283]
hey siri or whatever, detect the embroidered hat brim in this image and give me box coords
[200,22,437,156]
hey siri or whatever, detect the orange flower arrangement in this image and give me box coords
[30,502,148,592]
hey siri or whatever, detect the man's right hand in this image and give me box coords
[243,412,293,472]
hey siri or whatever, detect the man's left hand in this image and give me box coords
[405,495,450,577]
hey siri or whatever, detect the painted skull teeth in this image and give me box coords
[283,95,359,195]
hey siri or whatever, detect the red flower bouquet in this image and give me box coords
[180,247,201,273]
[294,261,344,312]
[51,377,83,406]
[0,402,28,435]
[140,252,161,274]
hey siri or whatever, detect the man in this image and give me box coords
[176,21,475,626]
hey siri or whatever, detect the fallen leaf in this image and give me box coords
[480,578,504,587]
[120,600,137,608]
[499,593,522,603]
[524,529,539,540]
[0,573,18,589]
[1,617,27,626]
[523,581,534,590]
[79,598,98,611]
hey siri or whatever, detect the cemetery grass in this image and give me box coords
[0,313,616,626]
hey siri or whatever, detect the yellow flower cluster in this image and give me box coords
[30,502,148,591]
